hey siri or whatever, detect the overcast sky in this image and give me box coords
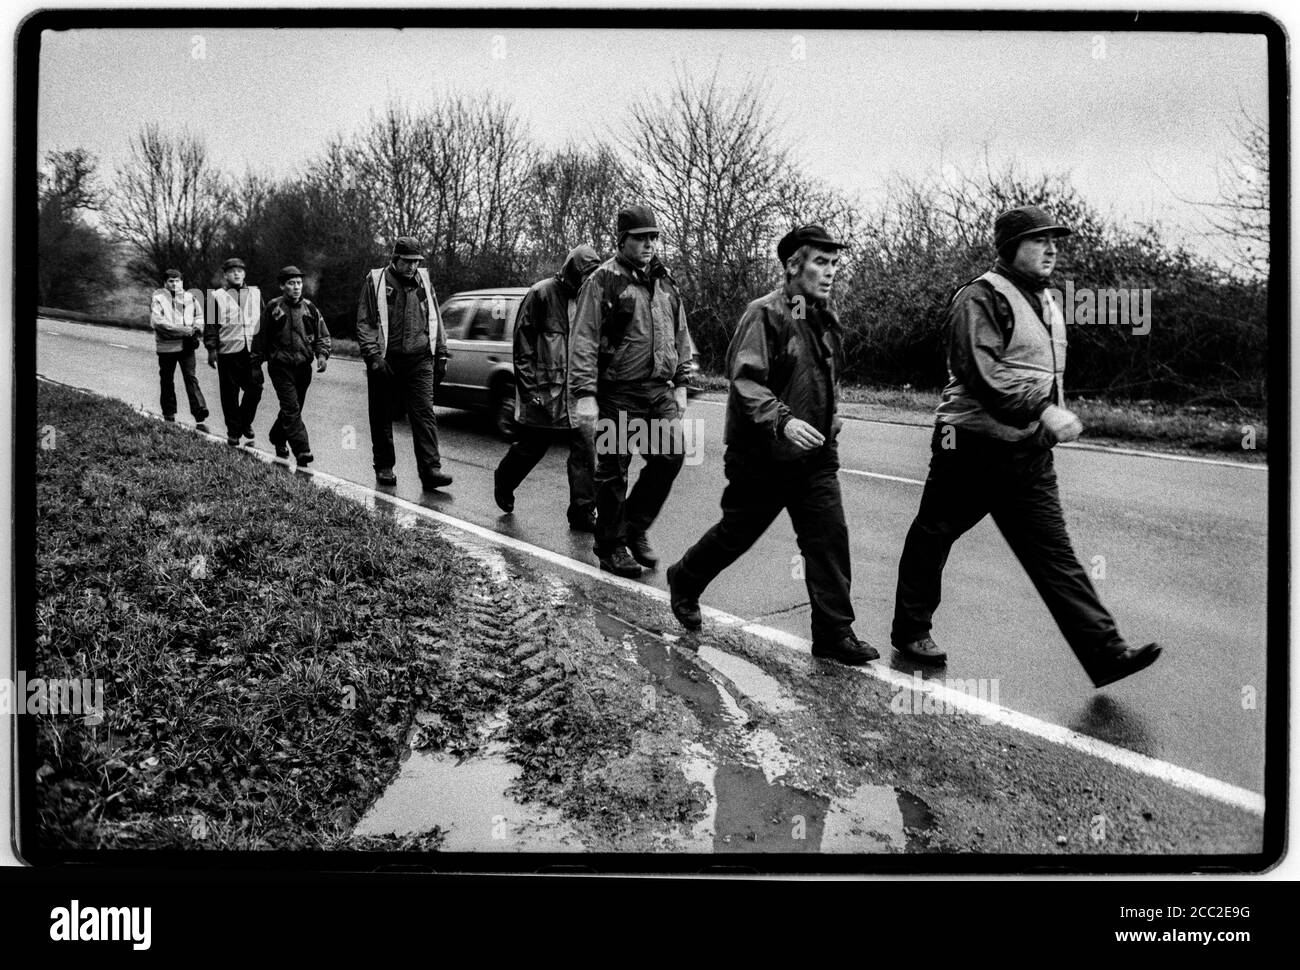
[36,26,1269,260]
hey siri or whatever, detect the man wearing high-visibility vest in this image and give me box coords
[203,256,265,447]
[889,205,1161,689]
[354,236,453,490]
[151,267,209,431]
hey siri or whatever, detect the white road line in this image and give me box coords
[842,469,926,486]
[691,397,1266,472]
[107,342,129,349]
[38,377,1268,818]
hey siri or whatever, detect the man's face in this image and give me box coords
[281,278,303,301]
[620,231,657,269]
[1012,233,1059,277]
[224,268,246,287]
[165,277,184,294]
[392,256,420,279]
[789,247,841,301]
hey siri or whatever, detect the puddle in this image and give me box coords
[353,739,584,852]
[328,477,938,855]
[821,785,936,852]
[596,608,938,853]
[697,645,804,715]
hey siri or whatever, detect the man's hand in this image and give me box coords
[783,417,825,451]
[207,351,217,370]
[1039,404,1083,444]
[316,357,328,374]
[250,366,264,388]
[433,357,447,386]
[368,358,392,378]
[573,395,599,428]
[673,386,687,416]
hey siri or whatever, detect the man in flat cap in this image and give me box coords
[494,244,602,529]
[568,205,693,576]
[666,225,878,666]
[150,268,209,431]
[355,236,452,490]
[251,266,330,467]
[204,256,264,447]
[889,204,1160,688]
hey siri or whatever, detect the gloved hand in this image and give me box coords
[783,417,825,451]
[573,395,599,428]
[207,351,217,370]
[316,357,328,374]
[368,358,392,378]
[249,365,264,388]
[673,385,687,416]
[1039,404,1083,444]
[434,357,448,386]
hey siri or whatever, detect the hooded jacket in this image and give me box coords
[513,245,602,428]
[568,253,692,397]
[724,286,844,462]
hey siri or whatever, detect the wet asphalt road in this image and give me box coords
[35,317,1269,792]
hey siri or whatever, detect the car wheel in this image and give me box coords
[492,379,518,441]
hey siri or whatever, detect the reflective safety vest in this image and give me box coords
[209,285,262,355]
[151,289,202,354]
[369,267,442,357]
[936,270,1067,442]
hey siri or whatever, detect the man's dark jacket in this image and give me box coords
[514,246,601,428]
[724,287,844,462]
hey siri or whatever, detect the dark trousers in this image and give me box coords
[366,353,442,477]
[496,424,596,520]
[157,349,207,421]
[267,360,314,456]
[216,350,262,437]
[674,445,855,644]
[891,424,1124,672]
[593,381,685,555]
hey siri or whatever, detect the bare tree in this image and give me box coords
[106,124,232,285]
[38,149,116,309]
[623,70,790,313]
[1203,106,1269,278]
[523,142,631,272]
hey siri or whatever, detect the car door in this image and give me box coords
[444,297,510,408]
[438,297,482,408]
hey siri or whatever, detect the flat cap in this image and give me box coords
[164,268,183,280]
[278,265,304,283]
[222,257,246,271]
[777,224,845,264]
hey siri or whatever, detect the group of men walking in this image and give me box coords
[151,239,450,486]
[150,201,1160,689]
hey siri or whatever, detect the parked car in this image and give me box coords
[435,287,703,440]
[436,287,527,439]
